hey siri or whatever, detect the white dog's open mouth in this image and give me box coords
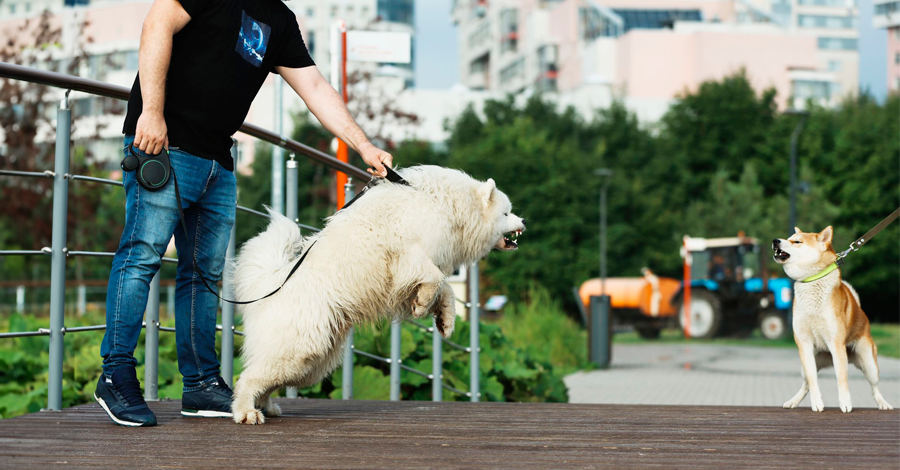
[495,230,523,251]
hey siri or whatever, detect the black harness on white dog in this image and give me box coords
[122,143,408,305]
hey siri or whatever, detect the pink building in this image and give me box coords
[874,0,900,91]
[455,0,845,110]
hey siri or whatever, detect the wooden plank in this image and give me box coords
[0,400,897,469]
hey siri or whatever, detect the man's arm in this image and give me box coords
[134,0,192,154]
[277,65,393,177]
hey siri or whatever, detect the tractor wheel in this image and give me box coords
[636,327,662,340]
[678,290,723,339]
[759,311,789,341]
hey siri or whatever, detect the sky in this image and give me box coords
[413,0,459,89]
[858,0,888,102]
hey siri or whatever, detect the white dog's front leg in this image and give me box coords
[432,282,456,338]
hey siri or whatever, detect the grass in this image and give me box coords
[613,324,900,358]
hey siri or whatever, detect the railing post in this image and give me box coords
[76,284,86,316]
[16,285,24,313]
[284,152,299,399]
[271,79,285,214]
[469,262,480,402]
[432,317,442,402]
[342,178,355,400]
[166,284,175,319]
[144,272,160,401]
[46,92,70,412]
[390,320,401,401]
[221,139,240,388]
[220,225,236,388]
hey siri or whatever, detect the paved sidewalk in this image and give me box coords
[565,344,900,409]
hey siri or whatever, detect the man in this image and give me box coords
[95,0,392,427]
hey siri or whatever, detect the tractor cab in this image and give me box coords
[678,235,793,340]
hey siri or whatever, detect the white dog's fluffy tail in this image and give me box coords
[233,208,307,303]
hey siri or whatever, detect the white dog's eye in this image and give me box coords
[504,213,508,217]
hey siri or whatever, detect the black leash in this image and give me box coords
[836,206,900,264]
[172,164,408,305]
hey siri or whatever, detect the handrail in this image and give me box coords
[0,62,369,181]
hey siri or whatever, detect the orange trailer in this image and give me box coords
[578,269,680,339]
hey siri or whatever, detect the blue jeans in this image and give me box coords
[101,136,236,391]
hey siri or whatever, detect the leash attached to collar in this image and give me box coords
[802,206,900,283]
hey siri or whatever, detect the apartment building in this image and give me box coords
[452,0,856,110]
[873,0,900,91]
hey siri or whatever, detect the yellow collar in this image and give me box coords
[801,262,839,283]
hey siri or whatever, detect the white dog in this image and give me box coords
[231,166,525,424]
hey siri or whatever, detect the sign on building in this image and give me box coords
[346,31,411,64]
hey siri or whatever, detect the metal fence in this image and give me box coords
[0,62,482,411]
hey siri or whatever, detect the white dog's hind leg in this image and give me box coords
[783,366,809,409]
[257,393,282,417]
[854,337,893,410]
[232,370,280,425]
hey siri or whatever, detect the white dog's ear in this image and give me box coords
[817,226,833,244]
[478,178,496,207]
[794,226,802,235]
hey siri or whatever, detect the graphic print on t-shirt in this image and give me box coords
[235,11,271,68]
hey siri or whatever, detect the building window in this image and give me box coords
[613,9,702,33]
[894,77,900,90]
[798,0,852,6]
[331,6,338,18]
[499,57,525,84]
[792,79,834,101]
[579,7,623,40]
[875,2,899,16]
[798,15,857,29]
[500,9,518,53]
[9,4,16,15]
[377,0,414,25]
[306,31,315,57]
[468,21,491,49]
[817,37,858,50]
[25,2,31,12]
[896,53,900,65]
[537,45,558,92]
[306,7,314,18]
[827,60,841,71]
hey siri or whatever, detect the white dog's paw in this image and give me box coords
[412,301,430,319]
[783,399,799,409]
[435,310,455,338]
[233,408,266,425]
[265,402,282,417]
[876,397,893,411]
[810,394,825,412]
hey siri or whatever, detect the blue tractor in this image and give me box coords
[672,235,793,340]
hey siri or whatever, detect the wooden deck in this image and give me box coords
[0,399,897,469]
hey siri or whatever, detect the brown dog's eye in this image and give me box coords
[792,240,800,244]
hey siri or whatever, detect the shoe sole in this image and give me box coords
[181,409,233,418]
[94,394,155,427]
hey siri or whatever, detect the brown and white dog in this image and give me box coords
[773,226,892,412]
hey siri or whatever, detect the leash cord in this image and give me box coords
[836,206,900,262]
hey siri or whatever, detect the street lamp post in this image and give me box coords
[594,169,613,295]
[785,109,808,234]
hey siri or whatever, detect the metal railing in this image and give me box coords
[0,62,482,410]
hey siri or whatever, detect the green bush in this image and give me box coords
[1,302,572,418]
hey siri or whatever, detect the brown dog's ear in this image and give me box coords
[478,178,496,207]
[794,227,802,235]
[817,226,833,244]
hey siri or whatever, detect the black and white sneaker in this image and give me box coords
[181,376,233,418]
[93,368,157,427]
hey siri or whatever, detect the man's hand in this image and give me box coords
[134,111,168,154]
[359,142,393,177]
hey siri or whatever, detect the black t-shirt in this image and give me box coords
[123,0,315,171]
